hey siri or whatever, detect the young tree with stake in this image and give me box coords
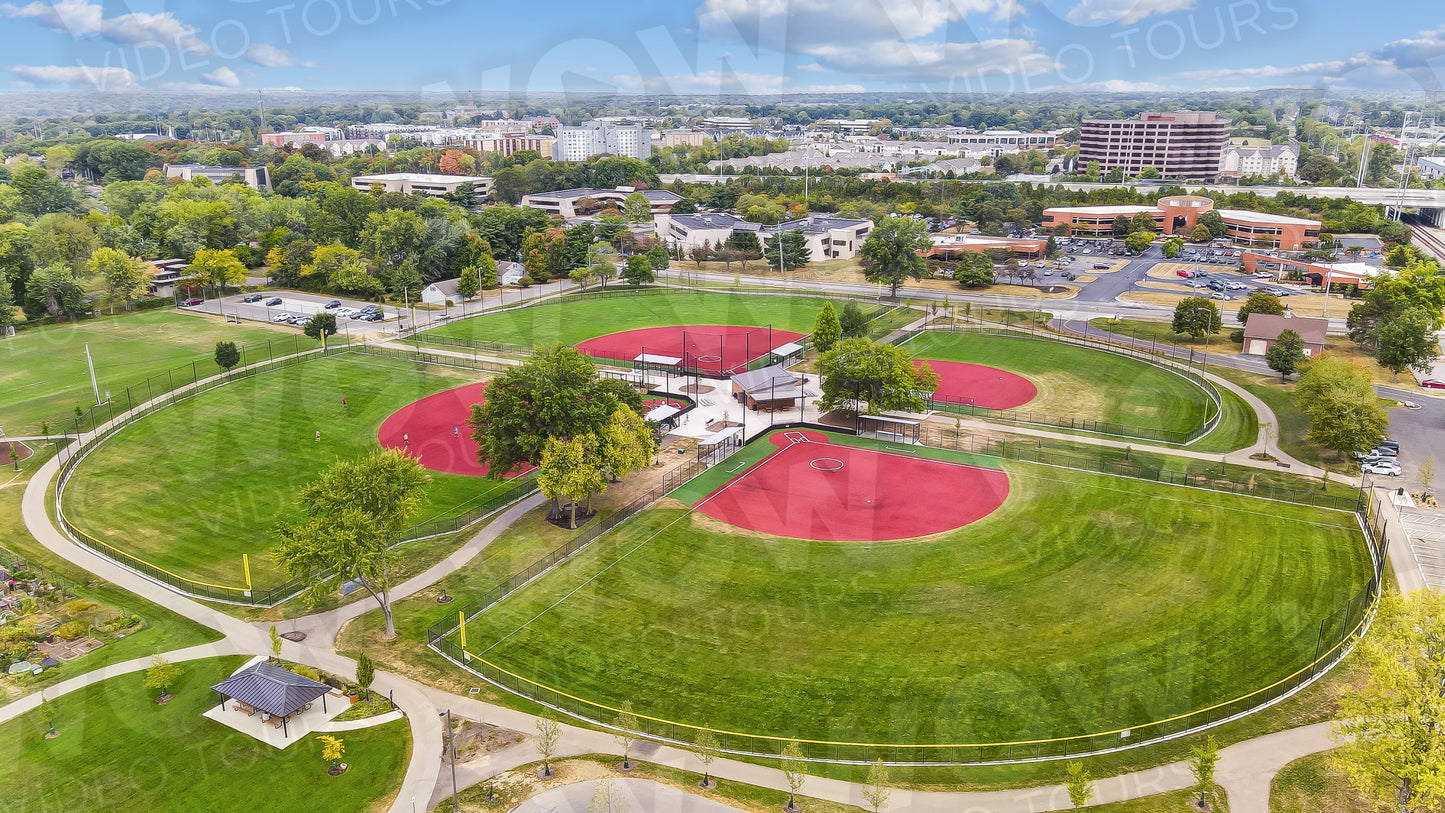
[861,759,891,812]
[144,655,180,702]
[355,652,375,701]
[1065,761,1093,810]
[692,728,719,788]
[781,740,806,812]
[614,701,640,770]
[1189,734,1219,809]
[535,716,562,777]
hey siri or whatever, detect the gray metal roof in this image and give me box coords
[210,661,331,718]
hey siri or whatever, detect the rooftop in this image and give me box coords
[1242,313,1328,345]
[1217,208,1320,226]
[352,172,491,183]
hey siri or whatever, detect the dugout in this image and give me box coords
[857,414,921,444]
[697,426,743,465]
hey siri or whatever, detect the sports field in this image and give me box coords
[453,430,1370,748]
[62,353,521,589]
[905,332,1215,434]
[415,292,843,348]
[0,309,303,434]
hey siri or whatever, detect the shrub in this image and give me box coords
[1230,329,1245,343]
[55,621,88,640]
[61,599,97,616]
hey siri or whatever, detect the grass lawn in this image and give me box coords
[0,446,223,704]
[1270,750,1370,813]
[450,431,1371,752]
[1,656,409,813]
[416,291,843,347]
[904,332,1216,436]
[0,309,308,435]
[63,352,524,590]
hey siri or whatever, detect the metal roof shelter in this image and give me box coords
[633,352,683,366]
[769,341,804,360]
[731,365,808,401]
[644,404,682,424]
[210,661,332,738]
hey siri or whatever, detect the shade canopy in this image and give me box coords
[210,661,331,719]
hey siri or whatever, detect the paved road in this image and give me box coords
[510,778,747,813]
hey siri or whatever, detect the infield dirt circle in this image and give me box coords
[576,325,805,374]
[378,384,531,477]
[918,359,1037,410]
[696,430,1010,541]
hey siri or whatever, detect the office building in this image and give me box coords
[350,172,492,199]
[463,135,556,159]
[163,163,272,192]
[552,121,653,162]
[1079,111,1230,180]
[1042,195,1321,249]
[1219,144,1299,179]
[521,187,681,218]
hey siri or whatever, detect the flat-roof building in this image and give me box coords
[164,163,271,192]
[760,216,873,261]
[349,172,492,199]
[463,135,556,159]
[553,121,653,162]
[520,187,681,218]
[1079,111,1229,181]
[1043,195,1321,249]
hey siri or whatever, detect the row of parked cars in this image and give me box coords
[1357,439,1402,476]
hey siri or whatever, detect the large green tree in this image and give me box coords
[360,209,427,275]
[1295,355,1390,459]
[1265,329,1307,381]
[0,271,17,335]
[621,255,655,287]
[30,214,97,275]
[24,264,87,319]
[537,433,606,529]
[188,248,247,294]
[1170,297,1223,340]
[1334,590,1445,813]
[86,247,151,314]
[1376,308,1440,381]
[1235,291,1284,325]
[859,215,931,298]
[270,448,431,638]
[812,302,841,351]
[839,300,870,339]
[468,343,644,475]
[953,251,995,288]
[816,337,941,416]
[763,229,811,273]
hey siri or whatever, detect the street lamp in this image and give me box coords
[440,709,459,813]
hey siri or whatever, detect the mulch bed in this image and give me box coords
[0,440,34,463]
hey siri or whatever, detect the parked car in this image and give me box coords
[1361,460,1402,476]
[324,300,342,309]
[1226,282,1248,290]
[271,312,292,322]
[1378,438,1401,451]
[1211,292,1232,301]
[1421,379,1445,390]
[181,297,203,306]
[1093,263,1109,270]
[265,297,282,306]
[242,293,264,303]
[1177,269,1194,278]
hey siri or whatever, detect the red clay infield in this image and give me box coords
[378,384,531,478]
[695,431,1009,542]
[576,325,805,375]
[917,359,1037,410]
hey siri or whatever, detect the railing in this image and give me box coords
[428,421,1383,765]
[895,324,1224,446]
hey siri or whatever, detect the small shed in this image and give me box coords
[421,278,461,306]
[499,261,527,286]
[731,364,807,411]
[210,661,332,738]
[1242,313,1327,358]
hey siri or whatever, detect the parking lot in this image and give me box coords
[185,291,400,333]
[1399,511,1445,591]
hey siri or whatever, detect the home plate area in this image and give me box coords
[694,430,1010,542]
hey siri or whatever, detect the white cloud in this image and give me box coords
[202,67,240,88]
[800,83,866,93]
[1171,25,1445,90]
[1,0,208,53]
[9,63,138,89]
[696,0,1050,81]
[1059,0,1195,26]
[246,43,315,69]
[623,69,794,94]
[1071,78,1168,91]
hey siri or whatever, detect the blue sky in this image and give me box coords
[0,0,1440,96]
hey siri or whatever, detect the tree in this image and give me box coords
[859,215,930,298]
[1419,454,1437,498]
[535,716,562,777]
[599,406,655,482]
[360,209,427,275]
[1265,329,1307,381]
[1162,238,1184,258]
[189,248,247,294]
[1044,235,1060,259]
[1170,297,1222,341]
[781,739,806,812]
[692,729,719,788]
[25,264,86,319]
[214,340,241,372]
[0,271,18,336]
[270,449,432,639]
[615,700,639,770]
[318,734,345,771]
[457,264,480,301]
[355,652,375,701]
[764,230,811,273]
[1334,590,1445,813]
[87,248,151,314]
[469,344,642,474]
[144,655,180,701]
[1235,291,1284,325]
[645,243,671,271]
[1111,214,1132,237]
[621,255,654,287]
[1124,230,1154,253]
[862,759,891,813]
[39,693,58,736]
[623,192,651,223]
[589,779,629,813]
[1189,734,1219,809]
[1295,355,1391,460]
[839,301,870,339]
[31,214,97,275]
[1130,211,1156,233]
[1065,761,1093,810]
[537,433,607,529]
[1190,224,1212,242]
[816,338,941,416]
[1376,308,1440,381]
[953,252,995,288]
[812,302,841,352]
[269,623,282,662]
[305,312,339,351]
[1200,210,1227,238]
[11,166,76,217]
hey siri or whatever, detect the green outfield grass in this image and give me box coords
[1,656,409,813]
[0,309,306,435]
[63,353,523,590]
[905,332,1217,436]
[416,291,843,347]
[453,431,1370,749]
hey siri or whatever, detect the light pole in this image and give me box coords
[440,709,459,813]
[1194,305,1215,364]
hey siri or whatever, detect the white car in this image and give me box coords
[271,312,292,322]
[1361,460,1402,476]
[1253,271,1274,279]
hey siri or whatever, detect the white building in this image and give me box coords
[163,163,271,191]
[1219,144,1299,179]
[520,187,682,218]
[1417,156,1445,180]
[946,129,1059,155]
[760,216,874,261]
[421,279,462,305]
[700,116,754,130]
[552,121,654,162]
[654,213,759,252]
[349,172,493,199]
[322,139,386,157]
[498,261,527,286]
